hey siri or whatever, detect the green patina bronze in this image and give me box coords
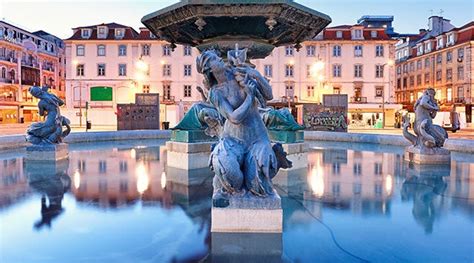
[171,130,217,143]
[268,130,304,144]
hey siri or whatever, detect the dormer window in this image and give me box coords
[150,32,157,39]
[447,33,455,46]
[417,44,423,55]
[370,30,377,38]
[81,29,91,38]
[97,26,108,39]
[425,42,431,52]
[437,37,444,49]
[336,31,342,38]
[352,29,363,39]
[115,29,124,39]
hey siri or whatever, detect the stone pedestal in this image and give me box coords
[166,166,213,186]
[404,145,450,164]
[210,232,282,262]
[166,141,214,170]
[25,143,68,161]
[211,192,282,233]
[281,142,308,170]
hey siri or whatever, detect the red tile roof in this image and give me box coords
[322,24,391,40]
[65,22,158,41]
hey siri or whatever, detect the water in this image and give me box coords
[0,140,472,263]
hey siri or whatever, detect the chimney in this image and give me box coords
[419,29,427,34]
[428,16,454,35]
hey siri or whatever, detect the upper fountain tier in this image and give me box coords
[141,0,331,59]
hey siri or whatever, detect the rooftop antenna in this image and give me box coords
[439,9,444,17]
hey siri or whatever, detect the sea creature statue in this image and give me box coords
[26,86,71,145]
[403,88,447,148]
[195,48,292,204]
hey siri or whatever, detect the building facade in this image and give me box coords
[0,20,65,124]
[65,22,399,128]
[395,17,474,126]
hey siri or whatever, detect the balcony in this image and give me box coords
[161,95,175,105]
[42,65,55,72]
[0,56,18,64]
[0,96,17,102]
[350,96,367,103]
[21,60,40,68]
[0,78,18,84]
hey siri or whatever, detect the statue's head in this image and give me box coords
[29,86,43,99]
[425,88,436,99]
[197,49,225,86]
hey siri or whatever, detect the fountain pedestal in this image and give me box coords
[211,232,282,261]
[26,143,69,161]
[166,140,214,170]
[404,145,450,165]
[211,192,282,233]
[269,130,308,170]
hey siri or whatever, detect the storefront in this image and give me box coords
[0,105,19,124]
[348,103,402,128]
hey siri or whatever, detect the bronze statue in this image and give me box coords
[26,86,71,145]
[403,88,447,148]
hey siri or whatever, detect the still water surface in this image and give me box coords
[0,140,472,262]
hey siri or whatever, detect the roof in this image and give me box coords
[322,24,392,41]
[65,23,156,41]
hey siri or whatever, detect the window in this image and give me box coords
[285,84,294,97]
[285,46,294,56]
[98,27,106,35]
[354,45,363,57]
[424,58,430,68]
[403,77,407,89]
[119,161,128,173]
[306,65,311,78]
[184,85,192,97]
[436,70,442,82]
[457,86,464,98]
[76,45,85,56]
[184,64,192,76]
[115,29,124,38]
[142,85,150,93]
[447,34,455,45]
[409,62,414,72]
[97,45,106,56]
[446,68,452,81]
[163,84,171,99]
[97,64,106,76]
[306,45,315,56]
[397,66,401,75]
[375,45,384,57]
[333,64,341,77]
[353,184,362,195]
[416,74,422,86]
[264,65,273,77]
[336,31,343,38]
[437,37,444,49]
[447,87,452,102]
[81,29,90,38]
[98,160,107,173]
[425,42,432,52]
[333,45,341,57]
[457,66,464,80]
[1,67,5,78]
[353,29,362,39]
[333,87,340,94]
[307,86,315,97]
[163,64,171,76]
[183,45,192,56]
[375,65,384,78]
[417,45,424,55]
[446,51,452,63]
[458,48,464,60]
[416,60,422,70]
[353,163,362,175]
[371,30,377,38]
[375,86,383,97]
[425,73,430,84]
[285,64,294,77]
[163,45,171,56]
[354,64,363,78]
[118,45,127,56]
[118,64,126,76]
[76,64,84,76]
[142,44,150,56]
[436,54,442,64]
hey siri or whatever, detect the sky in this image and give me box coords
[0,0,473,39]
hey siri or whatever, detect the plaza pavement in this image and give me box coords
[0,123,473,139]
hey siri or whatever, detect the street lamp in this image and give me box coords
[72,59,82,127]
[382,59,395,129]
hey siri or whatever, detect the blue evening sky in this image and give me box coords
[1,0,472,39]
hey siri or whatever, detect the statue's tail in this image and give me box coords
[402,115,417,145]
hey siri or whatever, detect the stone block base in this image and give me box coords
[171,130,216,143]
[211,192,282,233]
[404,145,450,164]
[166,141,214,170]
[25,143,68,161]
[269,130,304,143]
[281,142,308,170]
[166,166,213,186]
[211,232,282,262]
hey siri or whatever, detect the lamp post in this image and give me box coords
[382,59,395,129]
[72,60,82,127]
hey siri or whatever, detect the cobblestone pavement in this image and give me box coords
[1,123,473,140]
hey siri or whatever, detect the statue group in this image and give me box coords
[26,86,71,145]
[174,47,297,204]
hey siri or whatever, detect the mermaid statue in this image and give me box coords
[194,48,292,206]
[26,86,71,145]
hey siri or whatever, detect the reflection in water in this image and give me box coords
[401,164,449,234]
[0,140,473,262]
[24,159,71,230]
